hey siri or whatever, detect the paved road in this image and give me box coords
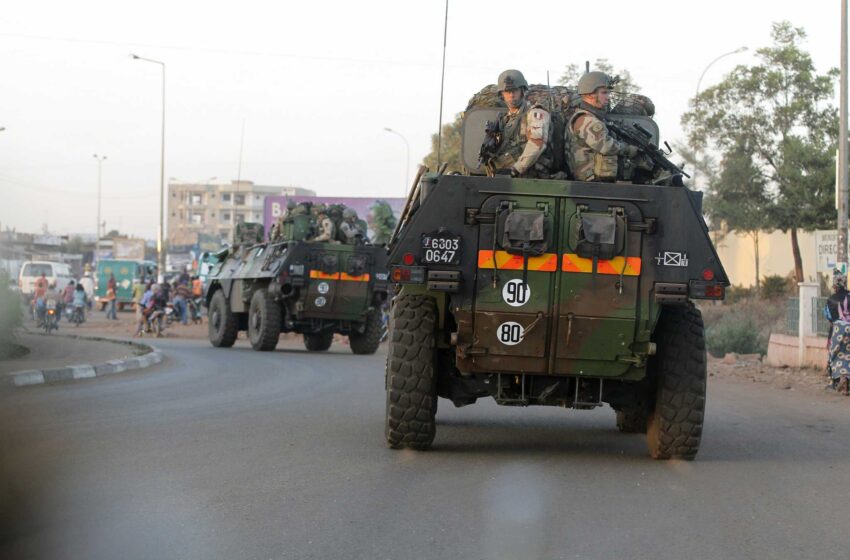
[1,336,849,560]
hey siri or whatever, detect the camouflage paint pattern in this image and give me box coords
[388,175,728,384]
[206,228,388,333]
[493,100,552,176]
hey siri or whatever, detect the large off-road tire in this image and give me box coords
[247,288,282,351]
[646,303,707,460]
[349,308,383,355]
[616,407,649,433]
[385,295,438,450]
[303,331,333,352]
[208,289,239,348]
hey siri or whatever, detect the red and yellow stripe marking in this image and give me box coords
[561,254,641,276]
[309,270,340,280]
[477,250,558,272]
[475,250,641,276]
[339,272,370,282]
[309,270,371,282]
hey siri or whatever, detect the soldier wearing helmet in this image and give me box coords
[567,71,639,182]
[490,69,553,178]
[339,207,365,245]
[311,204,337,243]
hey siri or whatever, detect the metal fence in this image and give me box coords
[782,296,832,337]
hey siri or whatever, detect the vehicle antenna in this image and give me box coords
[436,0,449,170]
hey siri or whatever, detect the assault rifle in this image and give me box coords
[477,119,503,176]
[606,119,690,182]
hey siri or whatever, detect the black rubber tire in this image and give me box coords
[208,289,239,348]
[349,308,383,355]
[385,294,438,450]
[247,288,281,351]
[303,331,333,352]
[646,303,707,460]
[616,407,649,433]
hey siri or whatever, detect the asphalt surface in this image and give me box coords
[1,335,849,560]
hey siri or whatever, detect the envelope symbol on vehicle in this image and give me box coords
[662,252,688,267]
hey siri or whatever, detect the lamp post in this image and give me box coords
[693,46,748,188]
[131,53,166,281]
[384,127,410,196]
[93,154,107,266]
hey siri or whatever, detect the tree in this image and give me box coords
[705,138,773,295]
[368,200,398,245]
[422,113,463,173]
[558,58,641,93]
[682,22,838,282]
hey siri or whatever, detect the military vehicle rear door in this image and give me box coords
[472,194,558,374]
[551,200,643,376]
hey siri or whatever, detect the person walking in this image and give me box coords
[132,280,146,326]
[104,285,117,321]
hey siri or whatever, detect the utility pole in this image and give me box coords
[839,0,849,268]
[93,154,107,267]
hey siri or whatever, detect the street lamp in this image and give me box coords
[93,154,107,266]
[131,53,166,281]
[693,46,748,187]
[384,127,410,197]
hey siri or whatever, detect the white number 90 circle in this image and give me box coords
[502,279,530,307]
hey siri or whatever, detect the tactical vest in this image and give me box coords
[567,103,618,182]
[494,101,553,178]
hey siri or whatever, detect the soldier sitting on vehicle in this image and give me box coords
[487,69,554,179]
[567,71,640,183]
[311,205,337,243]
[339,208,366,245]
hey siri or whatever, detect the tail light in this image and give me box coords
[390,265,426,284]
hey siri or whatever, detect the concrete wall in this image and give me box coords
[713,229,820,288]
[765,333,827,369]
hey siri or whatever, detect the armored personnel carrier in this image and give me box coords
[206,217,389,354]
[384,88,728,459]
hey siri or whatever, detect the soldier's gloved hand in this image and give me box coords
[509,167,520,178]
[624,145,640,158]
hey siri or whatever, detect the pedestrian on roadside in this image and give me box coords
[132,280,146,325]
[107,273,117,294]
[135,283,154,336]
[104,286,117,321]
[191,275,203,298]
[79,272,94,310]
[173,281,192,325]
[826,269,850,395]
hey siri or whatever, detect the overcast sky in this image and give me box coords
[0,0,842,238]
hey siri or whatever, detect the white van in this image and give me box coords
[18,261,74,296]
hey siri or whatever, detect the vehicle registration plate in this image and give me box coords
[421,232,461,265]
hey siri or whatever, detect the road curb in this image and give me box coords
[7,332,163,387]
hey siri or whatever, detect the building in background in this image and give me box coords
[167,180,315,253]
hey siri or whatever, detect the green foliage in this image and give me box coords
[724,284,755,305]
[422,113,463,173]
[0,270,22,357]
[682,21,838,282]
[558,58,641,93]
[705,313,767,357]
[705,139,772,234]
[368,200,398,245]
[760,275,792,299]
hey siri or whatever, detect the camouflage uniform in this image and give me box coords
[491,69,553,178]
[339,209,365,244]
[567,71,638,183]
[567,103,636,182]
[493,101,553,178]
[313,214,336,243]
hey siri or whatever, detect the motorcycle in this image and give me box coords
[43,300,59,334]
[187,297,203,324]
[69,304,86,326]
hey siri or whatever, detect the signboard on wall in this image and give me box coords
[815,229,838,273]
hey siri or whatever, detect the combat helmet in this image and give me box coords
[578,71,612,95]
[497,69,528,92]
[342,208,357,221]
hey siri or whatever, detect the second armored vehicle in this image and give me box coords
[206,214,389,354]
